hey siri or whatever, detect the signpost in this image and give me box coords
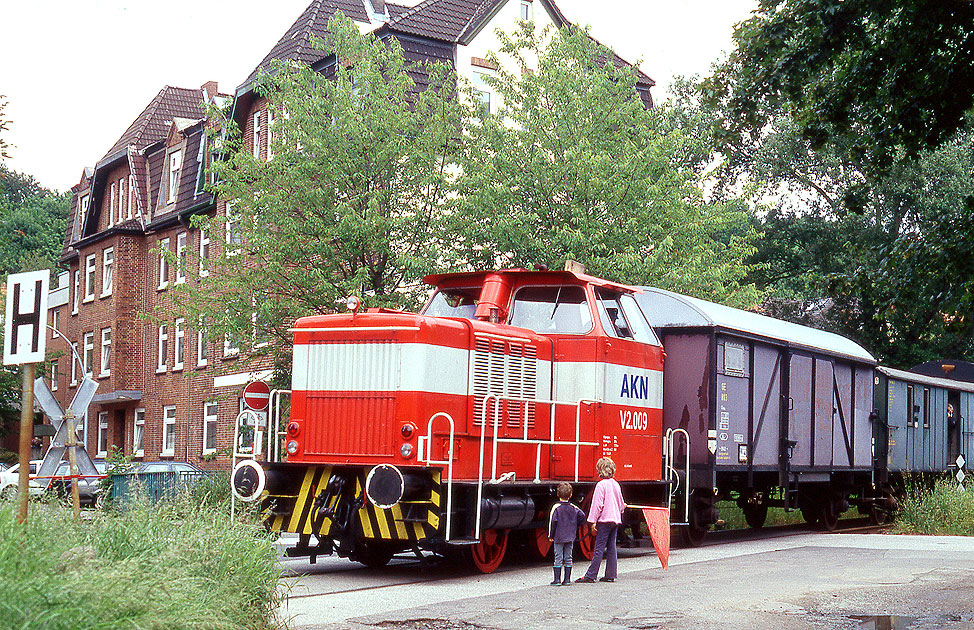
[3,270,50,524]
[243,380,271,411]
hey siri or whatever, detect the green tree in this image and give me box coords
[172,14,466,363]
[452,25,761,308]
[0,95,11,160]
[703,0,974,173]
[0,166,71,275]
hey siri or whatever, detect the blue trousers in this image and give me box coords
[583,523,618,581]
[553,541,574,568]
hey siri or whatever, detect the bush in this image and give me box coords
[893,475,974,536]
[0,487,282,629]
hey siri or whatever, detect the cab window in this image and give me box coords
[596,290,659,345]
[422,287,480,320]
[509,286,592,334]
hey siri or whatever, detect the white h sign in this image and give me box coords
[3,269,50,366]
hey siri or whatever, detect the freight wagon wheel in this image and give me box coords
[470,529,508,573]
[819,498,840,531]
[868,504,889,526]
[577,524,595,560]
[527,527,553,560]
[742,504,768,529]
[681,523,708,547]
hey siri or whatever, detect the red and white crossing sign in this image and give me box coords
[243,380,271,411]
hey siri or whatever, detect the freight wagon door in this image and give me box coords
[788,353,814,468]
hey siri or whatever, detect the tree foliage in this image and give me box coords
[174,15,466,362]
[703,0,974,172]
[452,25,760,308]
[0,95,11,160]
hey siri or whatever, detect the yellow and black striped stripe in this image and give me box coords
[262,467,442,542]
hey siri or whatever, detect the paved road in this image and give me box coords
[276,530,974,630]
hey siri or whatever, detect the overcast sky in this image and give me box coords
[0,0,755,193]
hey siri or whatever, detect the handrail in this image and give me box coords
[419,412,456,541]
[665,427,690,524]
[269,389,291,463]
[474,394,601,538]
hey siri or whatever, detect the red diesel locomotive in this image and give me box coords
[232,267,674,572]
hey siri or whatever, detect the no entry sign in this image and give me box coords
[243,380,271,411]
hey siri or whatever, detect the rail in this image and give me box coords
[473,394,600,539]
[418,412,456,541]
[664,427,690,525]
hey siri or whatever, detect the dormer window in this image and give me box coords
[168,150,182,203]
[252,112,262,160]
[519,0,532,21]
[117,177,126,223]
[267,110,275,160]
[79,194,90,233]
[109,182,117,226]
[128,174,135,219]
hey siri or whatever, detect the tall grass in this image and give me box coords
[0,485,282,630]
[893,475,974,536]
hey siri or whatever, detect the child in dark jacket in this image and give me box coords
[547,482,587,585]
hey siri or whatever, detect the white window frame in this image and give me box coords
[199,229,210,277]
[157,324,168,372]
[51,359,58,392]
[252,111,262,159]
[472,71,492,113]
[79,194,89,232]
[84,254,96,301]
[223,329,239,358]
[168,150,182,204]
[162,406,177,456]
[128,174,135,219]
[97,411,109,457]
[70,343,78,386]
[51,308,58,339]
[175,232,187,284]
[225,204,241,255]
[101,247,114,297]
[118,177,126,223]
[203,402,219,455]
[109,181,117,226]
[72,270,80,314]
[158,237,170,289]
[174,318,186,370]
[133,408,145,457]
[100,327,111,377]
[520,0,532,21]
[267,110,275,160]
[196,318,208,367]
[83,332,94,377]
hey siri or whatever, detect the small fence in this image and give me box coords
[109,471,212,508]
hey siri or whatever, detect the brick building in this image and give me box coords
[49,0,654,469]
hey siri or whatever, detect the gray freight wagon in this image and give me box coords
[635,288,877,544]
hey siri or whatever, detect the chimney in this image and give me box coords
[201,81,219,104]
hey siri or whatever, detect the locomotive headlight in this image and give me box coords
[286,440,299,454]
[400,443,414,458]
[346,295,362,313]
[287,421,301,437]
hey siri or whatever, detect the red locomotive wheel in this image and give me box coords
[577,524,595,560]
[528,527,553,560]
[471,529,508,573]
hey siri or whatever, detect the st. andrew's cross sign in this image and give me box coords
[34,375,99,480]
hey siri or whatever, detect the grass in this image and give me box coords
[892,475,974,536]
[0,483,282,630]
[715,501,807,530]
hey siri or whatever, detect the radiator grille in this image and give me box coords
[473,335,538,429]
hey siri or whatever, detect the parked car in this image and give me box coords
[48,460,108,508]
[135,461,206,475]
[0,460,46,501]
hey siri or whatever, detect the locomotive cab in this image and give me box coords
[236,266,671,572]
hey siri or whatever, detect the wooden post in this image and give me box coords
[64,409,82,520]
[17,363,36,525]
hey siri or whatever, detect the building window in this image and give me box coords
[472,72,492,113]
[223,330,239,358]
[199,229,210,277]
[97,411,109,457]
[162,406,176,456]
[109,181,117,226]
[102,247,114,296]
[267,110,275,160]
[519,0,532,20]
[133,408,145,457]
[203,402,219,454]
[84,254,96,301]
[76,415,86,450]
[157,324,168,372]
[79,193,89,232]
[225,204,241,254]
[197,318,208,367]
[128,174,135,219]
[51,307,59,338]
[70,343,78,386]
[252,111,262,159]
[923,388,931,429]
[158,237,170,289]
[168,150,182,204]
[174,318,186,370]
[100,328,111,377]
[72,270,80,315]
[175,232,187,284]
[50,359,58,392]
[118,177,126,223]
[83,332,94,376]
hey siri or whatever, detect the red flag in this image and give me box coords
[641,506,670,570]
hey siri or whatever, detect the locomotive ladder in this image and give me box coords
[664,427,690,525]
[471,394,600,541]
[418,412,456,542]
